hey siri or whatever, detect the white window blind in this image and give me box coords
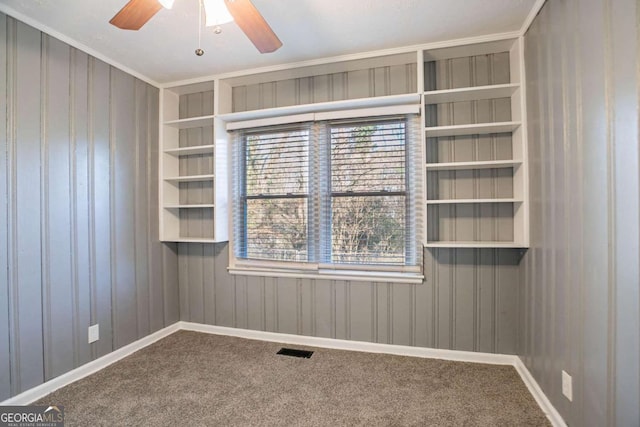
[327,120,407,265]
[232,114,421,277]
[239,126,310,262]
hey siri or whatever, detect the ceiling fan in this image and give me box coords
[109,0,282,54]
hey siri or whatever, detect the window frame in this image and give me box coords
[228,106,424,284]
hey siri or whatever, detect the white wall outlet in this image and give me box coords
[88,324,99,344]
[562,370,573,401]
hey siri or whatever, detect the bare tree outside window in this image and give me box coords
[330,121,406,264]
[244,128,309,261]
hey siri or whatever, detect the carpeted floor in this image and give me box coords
[35,331,550,426]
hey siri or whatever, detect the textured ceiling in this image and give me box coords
[0,0,536,84]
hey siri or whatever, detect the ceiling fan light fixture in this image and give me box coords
[158,0,174,9]
[203,0,233,27]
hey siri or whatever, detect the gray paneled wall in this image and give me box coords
[522,0,640,426]
[178,244,521,353]
[0,14,179,400]
[232,63,417,112]
[180,68,523,354]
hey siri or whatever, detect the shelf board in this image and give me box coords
[163,237,217,243]
[164,204,215,209]
[427,198,521,204]
[164,145,214,156]
[425,241,525,248]
[427,199,522,205]
[424,83,519,104]
[164,174,215,183]
[425,121,521,138]
[426,160,522,171]
[164,115,215,129]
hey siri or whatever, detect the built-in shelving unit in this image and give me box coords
[158,37,528,249]
[159,81,229,243]
[422,38,529,248]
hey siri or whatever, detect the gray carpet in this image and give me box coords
[35,331,550,426]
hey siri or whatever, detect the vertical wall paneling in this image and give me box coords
[111,68,138,349]
[246,276,264,331]
[213,243,234,327]
[299,279,313,336]
[146,87,167,333]
[234,275,248,329]
[333,281,348,340]
[313,279,332,339]
[610,0,640,425]
[71,47,92,370]
[134,80,150,338]
[0,12,11,402]
[179,245,520,355]
[580,1,609,423]
[88,57,114,359]
[391,283,413,346]
[42,35,74,381]
[202,244,216,325]
[263,277,277,332]
[522,0,640,425]
[348,281,374,343]
[231,64,417,113]
[0,13,178,398]
[275,278,298,335]
[14,19,44,393]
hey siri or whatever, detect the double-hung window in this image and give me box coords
[231,111,422,283]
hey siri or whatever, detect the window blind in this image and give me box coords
[239,126,310,262]
[232,114,421,271]
[327,120,407,265]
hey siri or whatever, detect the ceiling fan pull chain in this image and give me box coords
[195,0,205,56]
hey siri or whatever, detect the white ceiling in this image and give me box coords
[0,0,537,85]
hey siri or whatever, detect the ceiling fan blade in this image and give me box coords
[224,0,282,53]
[110,0,162,30]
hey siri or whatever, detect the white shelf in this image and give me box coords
[426,198,521,204]
[164,204,215,209]
[425,121,521,138]
[164,145,215,156]
[164,174,215,183]
[165,237,217,243]
[425,241,525,248]
[160,81,229,244]
[423,83,519,104]
[425,160,521,171]
[164,115,215,129]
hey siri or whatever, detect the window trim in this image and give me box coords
[226,101,423,284]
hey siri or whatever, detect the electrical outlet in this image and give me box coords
[88,324,99,344]
[562,370,573,401]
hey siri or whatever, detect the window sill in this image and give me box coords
[228,265,424,284]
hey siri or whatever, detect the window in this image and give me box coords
[242,126,310,262]
[328,120,407,265]
[232,114,422,282]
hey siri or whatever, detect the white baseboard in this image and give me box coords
[1,323,180,406]
[179,321,517,365]
[1,321,566,427]
[514,358,567,427]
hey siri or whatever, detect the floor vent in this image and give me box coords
[276,348,314,358]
